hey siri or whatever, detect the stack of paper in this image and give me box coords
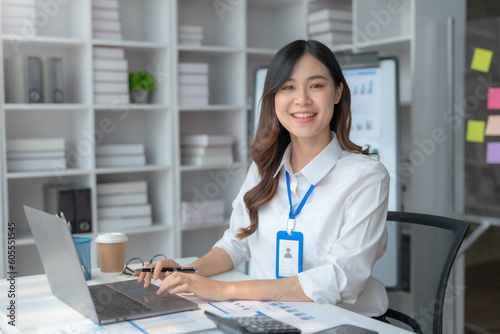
[307,5,353,47]
[96,143,146,168]
[6,138,66,172]
[181,199,225,226]
[1,0,37,36]
[92,0,123,40]
[93,46,129,105]
[180,134,234,166]
[178,25,204,46]
[97,181,152,231]
[178,62,209,106]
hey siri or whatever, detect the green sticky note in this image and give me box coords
[471,48,493,73]
[466,120,486,143]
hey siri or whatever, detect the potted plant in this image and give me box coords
[129,70,156,103]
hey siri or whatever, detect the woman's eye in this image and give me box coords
[282,85,294,90]
[311,84,322,89]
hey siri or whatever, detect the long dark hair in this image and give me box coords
[238,40,370,239]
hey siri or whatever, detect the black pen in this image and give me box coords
[135,267,197,273]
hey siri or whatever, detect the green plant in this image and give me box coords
[129,70,156,92]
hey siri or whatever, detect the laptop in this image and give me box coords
[24,205,198,325]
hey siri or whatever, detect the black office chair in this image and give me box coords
[373,211,469,334]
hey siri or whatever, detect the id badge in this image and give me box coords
[276,230,303,278]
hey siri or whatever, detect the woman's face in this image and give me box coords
[274,52,343,143]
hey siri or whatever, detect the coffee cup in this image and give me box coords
[96,233,128,275]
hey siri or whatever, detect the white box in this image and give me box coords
[96,144,145,156]
[181,154,233,166]
[92,8,120,20]
[179,95,209,106]
[98,204,152,219]
[179,74,208,85]
[93,19,122,32]
[179,84,209,96]
[178,32,203,42]
[96,154,146,167]
[310,31,353,45]
[93,59,128,71]
[307,8,352,23]
[97,181,148,195]
[94,93,130,105]
[93,31,123,40]
[93,46,125,59]
[308,20,353,35]
[98,193,148,207]
[94,82,129,94]
[7,157,66,171]
[7,150,65,159]
[7,138,65,152]
[178,62,209,74]
[99,216,152,231]
[181,134,234,147]
[92,0,119,9]
[94,70,128,82]
[178,25,203,34]
[181,146,232,157]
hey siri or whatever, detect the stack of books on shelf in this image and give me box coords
[307,6,353,47]
[178,62,209,106]
[96,143,146,168]
[97,180,152,231]
[181,134,234,166]
[6,138,66,172]
[178,25,204,46]
[1,0,36,36]
[93,46,129,105]
[181,199,225,226]
[92,0,123,40]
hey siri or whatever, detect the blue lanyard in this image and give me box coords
[286,171,315,234]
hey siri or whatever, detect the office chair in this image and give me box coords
[373,211,469,334]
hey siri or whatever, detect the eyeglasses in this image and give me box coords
[122,254,168,275]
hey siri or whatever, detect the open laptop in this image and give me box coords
[24,205,198,325]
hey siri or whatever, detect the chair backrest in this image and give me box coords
[373,211,469,334]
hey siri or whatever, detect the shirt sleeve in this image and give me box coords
[297,160,390,305]
[213,162,260,268]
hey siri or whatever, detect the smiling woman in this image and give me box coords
[137,40,391,320]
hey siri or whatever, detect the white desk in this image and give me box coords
[0,258,411,334]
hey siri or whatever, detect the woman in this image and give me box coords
[137,40,389,318]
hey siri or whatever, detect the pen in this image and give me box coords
[135,267,198,273]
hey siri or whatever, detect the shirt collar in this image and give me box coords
[273,131,343,185]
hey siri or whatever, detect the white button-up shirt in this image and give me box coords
[214,132,389,317]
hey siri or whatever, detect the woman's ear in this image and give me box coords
[334,82,344,104]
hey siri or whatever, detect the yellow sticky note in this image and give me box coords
[471,48,493,73]
[466,120,486,143]
[485,115,500,136]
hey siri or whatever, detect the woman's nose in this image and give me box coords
[294,88,311,105]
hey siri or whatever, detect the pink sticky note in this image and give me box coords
[485,115,500,136]
[487,88,500,109]
[486,142,500,164]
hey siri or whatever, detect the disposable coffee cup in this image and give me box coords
[96,233,128,275]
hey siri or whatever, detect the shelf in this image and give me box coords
[178,105,246,112]
[92,39,168,50]
[94,104,169,111]
[181,221,229,232]
[6,169,93,180]
[4,104,90,111]
[246,47,279,55]
[100,224,172,236]
[95,165,171,175]
[354,35,411,52]
[1,35,88,46]
[178,45,243,55]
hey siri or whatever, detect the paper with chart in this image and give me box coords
[344,69,382,139]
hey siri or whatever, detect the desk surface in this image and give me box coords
[0,258,411,334]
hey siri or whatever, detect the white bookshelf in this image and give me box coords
[0,1,462,293]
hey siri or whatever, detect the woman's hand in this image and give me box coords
[133,258,181,288]
[157,272,231,301]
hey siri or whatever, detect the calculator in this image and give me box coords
[205,311,302,334]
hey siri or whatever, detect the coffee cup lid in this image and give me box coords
[96,232,127,243]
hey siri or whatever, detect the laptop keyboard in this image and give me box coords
[89,284,154,317]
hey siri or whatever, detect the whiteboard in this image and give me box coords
[251,57,402,289]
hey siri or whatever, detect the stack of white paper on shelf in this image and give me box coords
[180,134,234,166]
[96,143,146,168]
[178,62,209,106]
[178,25,204,46]
[181,199,225,226]
[6,138,66,172]
[97,180,152,231]
[92,0,123,40]
[307,5,353,47]
[1,0,37,36]
[93,46,129,105]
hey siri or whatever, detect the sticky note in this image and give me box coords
[466,120,486,143]
[485,115,500,136]
[486,142,500,164]
[471,48,493,73]
[487,88,500,109]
